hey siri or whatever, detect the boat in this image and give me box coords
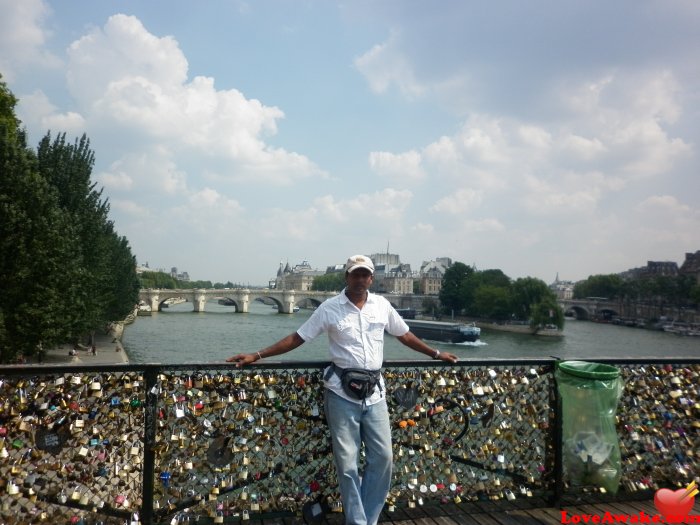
[137,303,152,317]
[475,320,563,337]
[405,319,480,343]
[395,308,417,319]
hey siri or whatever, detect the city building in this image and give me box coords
[272,260,324,291]
[550,273,574,300]
[170,267,190,281]
[418,258,452,295]
[619,261,679,280]
[369,252,413,294]
[679,250,700,284]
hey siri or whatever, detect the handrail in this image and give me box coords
[0,357,697,524]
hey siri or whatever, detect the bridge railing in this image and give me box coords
[0,358,697,524]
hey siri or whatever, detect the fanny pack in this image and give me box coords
[327,363,382,400]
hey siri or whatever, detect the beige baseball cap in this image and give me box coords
[345,254,374,274]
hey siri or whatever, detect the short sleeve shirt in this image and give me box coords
[296,289,409,404]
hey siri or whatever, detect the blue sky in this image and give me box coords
[2,0,699,286]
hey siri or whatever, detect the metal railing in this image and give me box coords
[0,358,698,524]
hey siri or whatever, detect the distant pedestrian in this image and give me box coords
[91,344,97,356]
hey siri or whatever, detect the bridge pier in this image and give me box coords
[193,290,208,312]
[279,291,296,314]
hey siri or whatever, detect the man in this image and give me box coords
[227,254,458,525]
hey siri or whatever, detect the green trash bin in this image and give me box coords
[555,360,623,494]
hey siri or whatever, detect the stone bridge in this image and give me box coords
[139,289,431,314]
[558,298,620,320]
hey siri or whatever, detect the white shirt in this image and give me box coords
[296,288,409,404]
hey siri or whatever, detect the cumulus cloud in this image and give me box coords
[430,188,483,215]
[17,90,86,134]
[354,31,425,98]
[62,14,322,185]
[0,0,61,79]
[369,150,425,181]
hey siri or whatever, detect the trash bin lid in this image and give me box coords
[557,360,620,380]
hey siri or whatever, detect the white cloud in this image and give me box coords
[64,14,322,185]
[430,188,483,215]
[17,90,86,135]
[0,0,61,80]
[369,150,425,181]
[354,32,425,98]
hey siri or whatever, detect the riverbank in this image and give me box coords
[23,326,129,366]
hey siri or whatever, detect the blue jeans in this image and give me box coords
[324,389,393,525]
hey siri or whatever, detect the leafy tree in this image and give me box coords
[511,277,552,320]
[421,297,439,316]
[312,272,345,291]
[530,296,565,331]
[473,285,512,319]
[439,262,473,314]
[0,78,82,359]
[139,271,178,289]
[1,79,139,361]
[573,274,624,299]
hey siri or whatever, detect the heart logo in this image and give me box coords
[654,484,697,518]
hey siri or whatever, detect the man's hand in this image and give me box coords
[226,353,257,367]
[437,351,459,363]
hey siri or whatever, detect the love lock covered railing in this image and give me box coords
[0,358,698,524]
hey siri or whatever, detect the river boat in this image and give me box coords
[405,319,480,343]
[663,321,700,336]
[137,304,152,317]
[476,320,564,337]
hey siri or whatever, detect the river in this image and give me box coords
[121,300,700,364]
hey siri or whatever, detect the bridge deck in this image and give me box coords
[253,498,659,525]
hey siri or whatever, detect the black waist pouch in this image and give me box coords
[330,365,381,400]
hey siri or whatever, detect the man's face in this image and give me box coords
[345,268,373,294]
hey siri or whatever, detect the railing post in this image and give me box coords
[551,364,564,507]
[141,366,159,525]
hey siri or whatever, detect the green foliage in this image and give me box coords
[576,273,698,308]
[137,271,211,290]
[473,285,512,319]
[573,274,624,300]
[312,272,345,292]
[421,297,439,315]
[436,261,564,325]
[0,80,139,362]
[439,262,474,314]
[530,296,565,331]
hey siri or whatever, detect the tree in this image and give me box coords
[530,296,565,331]
[573,274,624,300]
[511,277,552,320]
[0,78,82,360]
[312,272,345,291]
[1,79,139,361]
[439,262,473,314]
[473,285,512,320]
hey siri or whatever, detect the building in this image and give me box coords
[369,252,413,294]
[549,273,574,300]
[418,258,452,295]
[620,261,679,280]
[273,260,324,291]
[679,250,700,284]
[170,267,190,282]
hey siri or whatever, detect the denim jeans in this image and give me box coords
[324,389,393,525]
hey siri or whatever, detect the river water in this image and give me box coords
[122,300,700,364]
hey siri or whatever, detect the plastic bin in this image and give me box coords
[555,360,623,494]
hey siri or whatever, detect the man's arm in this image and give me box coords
[227,332,305,367]
[396,331,459,363]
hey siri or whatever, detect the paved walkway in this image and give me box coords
[28,329,130,366]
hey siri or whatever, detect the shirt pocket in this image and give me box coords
[367,322,386,344]
[333,318,358,346]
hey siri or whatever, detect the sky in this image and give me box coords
[2,0,699,286]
